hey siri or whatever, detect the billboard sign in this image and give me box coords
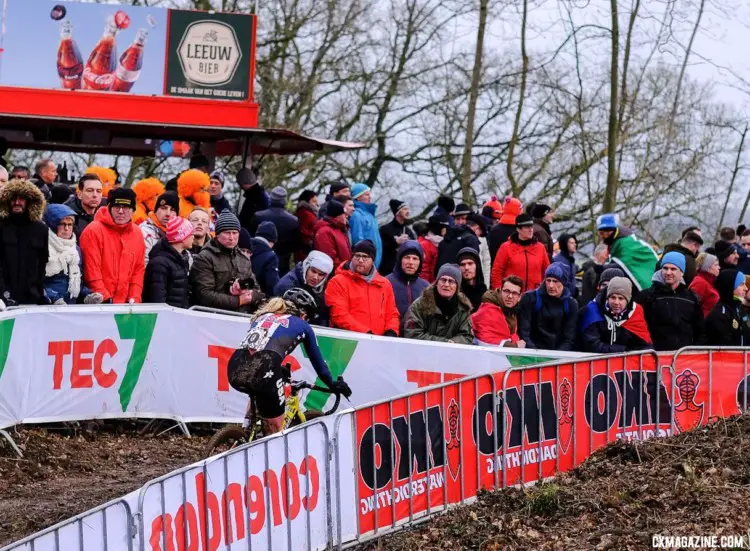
[0,0,254,102]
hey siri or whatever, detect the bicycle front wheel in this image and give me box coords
[204,425,254,457]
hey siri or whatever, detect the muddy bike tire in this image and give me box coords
[204,426,254,457]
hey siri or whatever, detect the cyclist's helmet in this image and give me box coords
[283,287,317,318]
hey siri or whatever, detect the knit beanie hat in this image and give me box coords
[428,213,450,234]
[44,203,77,231]
[239,228,253,250]
[214,210,241,234]
[389,199,408,215]
[327,200,345,218]
[166,217,194,244]
[600,266,625,286]
[256,221,278,242]
[515,213,534,227]
[351,183,370,200]
[436,263,462,286]
[661,251,686,273]
[714,240,735,261]
[697,252,718,273]
[299,189,317,203]
[736,271,747,292]
[544,262,567,283]
[330,181,351,194]
[353,239,376,259]
[531,203,552,219]
[596,213,618,231]
[209,171,225,186]
[108,187,136,211]
[269,186,287,206]
[606,276,633,302]
[437,196,455,213]
[155,191,180,213]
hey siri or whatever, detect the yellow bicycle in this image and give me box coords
[204,368,343,457]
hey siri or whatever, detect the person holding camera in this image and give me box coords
[190,211,265,313]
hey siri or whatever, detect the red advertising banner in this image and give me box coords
[354,353,679,536]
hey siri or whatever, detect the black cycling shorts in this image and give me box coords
[227,349,286,419]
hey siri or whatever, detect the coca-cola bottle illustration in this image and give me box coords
[112,29,148,93]
[57,20,83,90]
[82,15,119,90]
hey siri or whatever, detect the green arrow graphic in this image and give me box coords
[302,335,358,411]
[507,354,556,368]
[115,313,157,412]
[0,318,15,383]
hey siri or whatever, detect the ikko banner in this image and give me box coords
[0,0,254,101]
[353,351,749,535]
[0,305,581,431]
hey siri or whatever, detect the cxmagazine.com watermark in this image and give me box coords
[652,534,750,549]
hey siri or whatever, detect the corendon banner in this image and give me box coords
[0,305,581,430]
[354,353,676,535]
[140,414,357,551]
[0,0,254,101]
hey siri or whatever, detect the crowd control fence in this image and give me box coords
[3,347,750,551]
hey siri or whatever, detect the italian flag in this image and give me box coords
[609,233,659,291]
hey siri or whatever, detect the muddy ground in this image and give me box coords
[359,415,750,551]
[0,421,211,547]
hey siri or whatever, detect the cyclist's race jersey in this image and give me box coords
[239,312,334,386]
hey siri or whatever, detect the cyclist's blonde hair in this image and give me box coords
[250,297,299,321]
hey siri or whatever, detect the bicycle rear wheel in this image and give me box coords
[205,425,257,457]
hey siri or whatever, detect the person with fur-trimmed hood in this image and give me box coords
[132,177,165,225]
[0,179,49,306]
[404,264,474,344]
[176,169,211,219]
[579,277,652,353]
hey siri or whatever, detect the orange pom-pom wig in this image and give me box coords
[85,166,118,198]
[132,177,165,225]
[177,169,211,217]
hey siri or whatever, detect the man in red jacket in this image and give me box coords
[491,213,549,291]
[294,189,319,262]
[325,240,400,336]
[313,200,352,267]
[80,188,146,304]
[472,276,526,346]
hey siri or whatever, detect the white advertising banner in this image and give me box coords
[0,305,586,430]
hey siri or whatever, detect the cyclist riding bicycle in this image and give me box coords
[228,287,352,434]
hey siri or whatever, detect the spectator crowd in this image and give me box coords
[1,156,749,352]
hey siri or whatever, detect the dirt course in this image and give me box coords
[358,415,750,551]
[0,422,210,547]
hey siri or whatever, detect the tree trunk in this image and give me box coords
[459,0,489,205]
[506,0,528,197]
[603,0,619,213]
[461,0,489,205]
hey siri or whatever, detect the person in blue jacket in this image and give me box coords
[349,183,383,268]
[553,233,578,299]
[250,221,280,296]
[386,240,429,333]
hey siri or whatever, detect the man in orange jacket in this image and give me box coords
[80,188,146,304]
[325,240,401,336]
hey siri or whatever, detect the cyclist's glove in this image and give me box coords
[331,378,352,399]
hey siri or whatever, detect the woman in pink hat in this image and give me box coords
[143,217,194,308]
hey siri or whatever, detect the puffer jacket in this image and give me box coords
[517,285,578,351]
[0,180,49,305]
[80,207,145,303]
[417,234,441,283]
[313,217,351,268]
[295,201,318,262]
[705,269,750,346]
[635,271,706,351]
[471,289,519,346]
[143,238,191,308]
[250,237,280,296]
[689,271,719,318]
[349,201,383,268]
[189,240,263,312]
[386,240,429,332]
[491,232,550,291]
[404,286,474,344]
[325,262,400,335]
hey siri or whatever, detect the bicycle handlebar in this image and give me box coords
[291,380,343,416]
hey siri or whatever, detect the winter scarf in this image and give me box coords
[425,233,443,247]
[46,229,82,299]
